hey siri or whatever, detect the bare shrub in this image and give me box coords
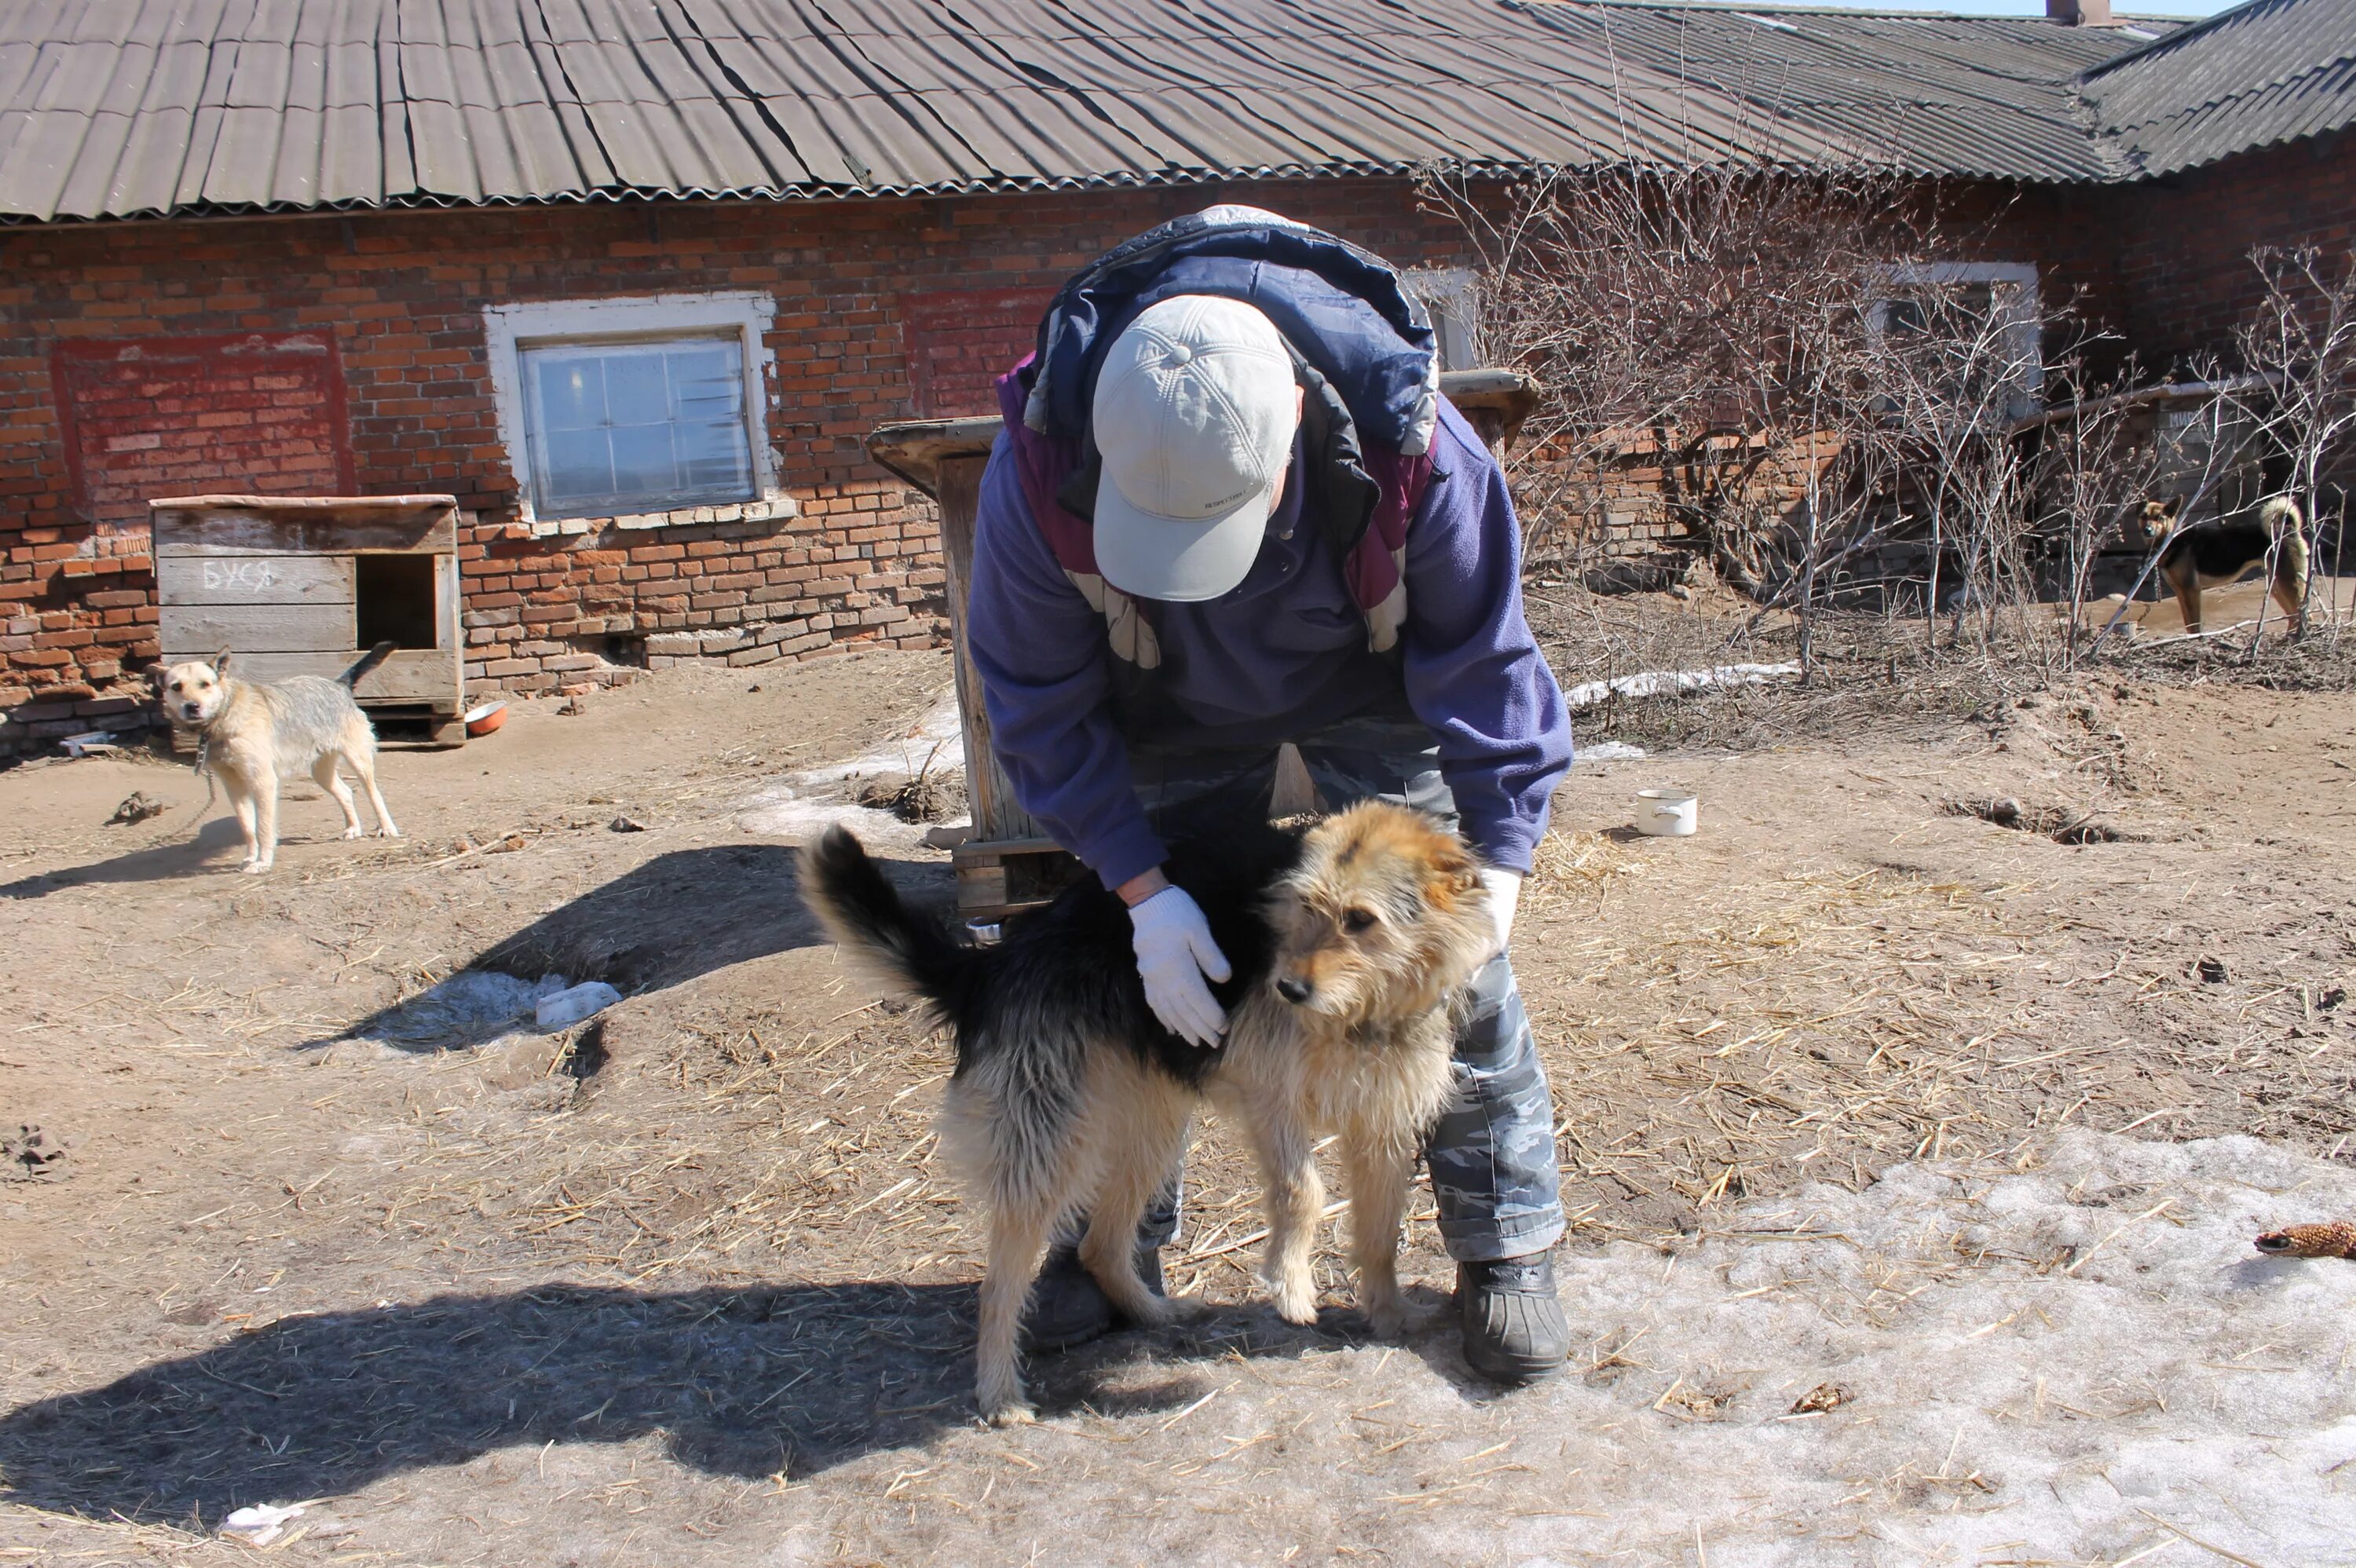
[1440,163,2355,702]
[1428,166,2089,678]
[1428,164,1912,612]
[2228,245,2356,645]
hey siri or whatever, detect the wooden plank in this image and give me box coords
[937,451,1041,845]
[188,649,462,704]
[151,498,459,557]
[1439,367,1541,451]
[161,602,357,654]
[152,514,459,556]
[953,838,1083,919]
[151,492,457,514]
[953,836,1068,861]
[955,861,1011,916]
[865,416,1001,497]
[434,554,458,650]
[156,554,355,607]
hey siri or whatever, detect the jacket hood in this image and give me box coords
[1019,205,1443,457]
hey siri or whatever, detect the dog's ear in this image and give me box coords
[211,646,233,677]
[1419,831,1484,909]
[143,663,167,696]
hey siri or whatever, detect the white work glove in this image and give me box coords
[1128,886,1232,1047]
[1480,867,1523,958]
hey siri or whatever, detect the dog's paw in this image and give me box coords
[1268,1277,1319,1326]
[1123,1291,1200,1329]
[376,826,402,839]
[241,861,271,876]
[342,826,364,840]
[979,1394,1037,1428]
[1360,1296,1417,1339]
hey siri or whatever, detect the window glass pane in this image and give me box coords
[532,353,607,431]
[676,417,752,490]
[520,331,753,519]
[538,427,614,505]
[668,345,741,420]
[600,347,674,427]
[606,424,679,499]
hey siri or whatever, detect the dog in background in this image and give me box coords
[802,801,1497,1426]
[2141,494,2308,635]
[153,643,402,874]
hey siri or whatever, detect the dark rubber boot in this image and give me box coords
[1457,1252,1570,1383]
[1023,1245,1168,1351]
[1023,1245,1113,1351]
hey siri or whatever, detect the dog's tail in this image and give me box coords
[2259,495,2304,536]
[339,640,397,689]
[802,824,975,1015]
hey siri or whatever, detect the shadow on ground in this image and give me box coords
[0,1280,1455,1526]
[325,845,951,1048]
[0,817,247,898]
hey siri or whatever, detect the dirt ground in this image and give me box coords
[2,632,2354,1566]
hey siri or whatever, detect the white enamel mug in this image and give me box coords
[1635,788,1699,837]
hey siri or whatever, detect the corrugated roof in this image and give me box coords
[0,0,2322,225]
[2080,0,2356,176]
[1511,2,2145,182]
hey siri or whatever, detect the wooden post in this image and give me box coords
[866,417,1070,918]
[934,452,1037,846]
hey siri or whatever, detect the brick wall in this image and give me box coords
[2103,129,2356,368]
[0,178,1477,755]
[2,152,2347,755]
[899,287,1058,417]
[53,331,356,524]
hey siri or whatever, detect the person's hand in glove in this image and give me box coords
[1121,875,1231,1047]
[1479,866,1522,959]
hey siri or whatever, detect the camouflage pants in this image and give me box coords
[1073,711,1565,1263]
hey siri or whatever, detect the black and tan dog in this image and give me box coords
[2141,494,2308,635]
[802,802,1497,1426]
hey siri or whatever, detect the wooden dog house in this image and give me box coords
[865,369,1542,921]
[151,493,467,745]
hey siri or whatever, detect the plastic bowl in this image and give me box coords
[464,700,509,737]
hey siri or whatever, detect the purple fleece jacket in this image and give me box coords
[966,397,1573,889]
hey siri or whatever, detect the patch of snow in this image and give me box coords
[792,696,964,786]
[346,970,618,1050]
[1440,1130,2356,1565]
[357,970,563,1047]
[1561,661,1802,710]
[535,980,622,1030]
[734,791,931,851]
[1575,740,1648,764]
[737,696,961,850]
[218,1502,304,1545]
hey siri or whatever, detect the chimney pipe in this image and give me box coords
[2048,0,2113,24]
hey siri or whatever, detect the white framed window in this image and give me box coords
[1867,261,2044,423]
[1402,267,1482,371]
[482,293,792,537]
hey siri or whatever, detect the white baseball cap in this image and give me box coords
[1090,294,1300,603]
